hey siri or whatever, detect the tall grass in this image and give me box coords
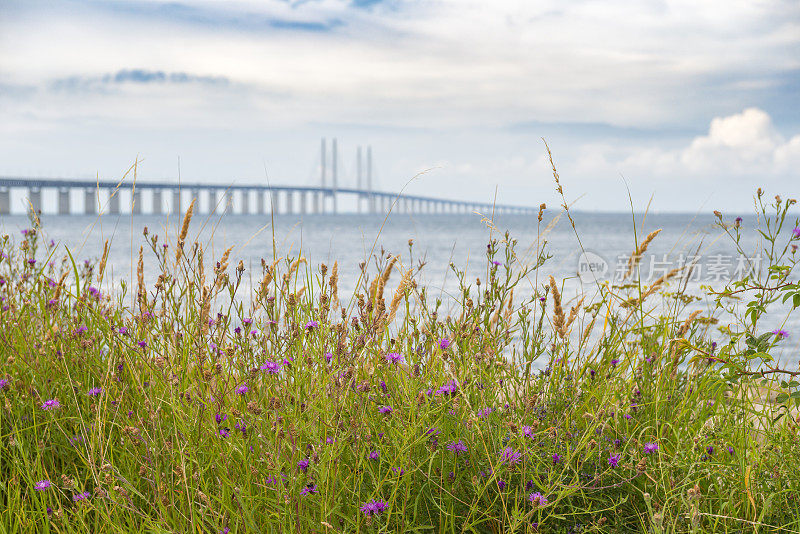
[1,187,799,533]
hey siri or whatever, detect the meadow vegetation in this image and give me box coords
[1,185,800,533]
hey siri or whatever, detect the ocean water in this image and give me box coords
[3,211,798,368]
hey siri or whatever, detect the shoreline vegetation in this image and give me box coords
[1,176,800,533]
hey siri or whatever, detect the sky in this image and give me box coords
[0,0,798,212]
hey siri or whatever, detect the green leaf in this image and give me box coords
[775,393,789,403]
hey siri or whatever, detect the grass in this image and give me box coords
[1,184,800,533]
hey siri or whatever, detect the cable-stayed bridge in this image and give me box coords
[0,139,538,216]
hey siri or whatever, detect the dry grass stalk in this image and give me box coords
[259,267,273,299]
[288,257,306,279]
[623,229,662,280]
[199,285,211,335]
[621,267,683,309]
[373,256,398,305]
[549,276,566,338]
[502,289,515,324]
[565,296,585,331]
[52,271,69,302]
[175,199,195,263]
[387,269,412,324]
[97,240,109,283]
[329,261,339,307]
[137,246,146,311]
[678,310,702,337]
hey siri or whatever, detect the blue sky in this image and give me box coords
[0,0,798,211]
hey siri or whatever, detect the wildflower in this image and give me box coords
[72,491,90,501]
[87,387,102,397]
[706,445,714,456]
[772,329,789,339]
[215,413,228,425]
[521,425,534,437]
[500,447,522,465]
[118,327,128,335]
[385,352,404,365]
[439,338,451,350]
[727,446,735,455]
[75,325,88,335]
[260,360,282,374]
[300,484,317,496]
[305,320,319,330]
[235,383,249,395]
[491,260,502,266]
[0,378,8,389]
[297,458,310,472]
[608,453,621,468]
[392,467,405,476]
[447,440,468,455]
[34,480,52,491]
[552,453,562,464]
[529,492,548,506]
[610,358,620,367]
[643,442,659,454]
[436,380,458,396]
[496,479,506,490]
[477,407,493,418]
[793,226,800,239]
[41,399,60,410]
[137,340,147,349]
[425,427,440,439]
[324,352,333,363]
[219,428,230,438]
[360,499,388,517]
[378,405,393,415]
[368,450,380,461]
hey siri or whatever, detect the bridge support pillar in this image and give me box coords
[28,188,42,213]
[270,191,279,215]
[313,192,321,214]
[241,190,250,215]
[84,189,96,215]
[152,190,163,215]
[0,187,9,215]
[58,188,70,215]
[300,191,307,215]
[258,191,266,214]
[286,191,293,215]
[108,189,119,214]
[172,189,181,214]
[190,189,200,213]
[132,190,142,214]
[225,191,233,214]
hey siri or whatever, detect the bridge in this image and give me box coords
[0,139,538,216]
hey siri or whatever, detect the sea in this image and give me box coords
[2,211,798,369]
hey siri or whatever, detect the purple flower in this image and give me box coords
[324,352,333,363]
[447,440,468,455]
[34,480,52,491]
[727,446,735,455]
[87,387,102,397]
[521,425,534,437]
[772,329,789,339]
[385,352,404,365]
[706,445,714,456]
[368,450,380,461]
[608,453,621,468]
[260,360,282,374]
[0,379,8,389]
[305,320,319,330]
[552,453,563,464]
[215,413,227,425]
[118,327,128,335]
[41,399,60,410]
[610,358,620,367]
[477,407,493,418]
[529,492,548,506]
[500,447,522,465]
[297,458,310,472]
[219,428,230,438]
[436,380,458,396]
[137,340,147,349]
[644,442,659,454]
[425,427,440,438]
[392,467,405,476]
[793,227,800,239]
[360,499,388,517]
[72,491,90,501]
[75,325,88,335]
[378,405,393,414]
[439,338,451,350]
[300,484,317,496]
[235,383,249,395]
[491,260,502,266]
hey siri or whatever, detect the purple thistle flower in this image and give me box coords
[491,260,502,266]
[644,442,659,454]
[118,327,128,335]
[439,338,451,350]
[793,227,800,239]
[447,440,468,455]
[368,450,380,461]
[378,405,393,414]
[324,351,333,363]
[137,340,147,349]
[260,360,282,374]
[219,428,230,438]
[34,480,52,491]
[477,407,493,418]
[75,325,88,335]
[41,399,60,411]
[72,491,90,501]
[552,453,563,464]
[305,320,319,330]
[610,358,620,367]
[772,329,789,339]
[392,467,405,476]
[297,458,310,472]
[87,387,102,397]
[0,378,8,389]
[300,484,317,496]
[706,445,714,456]
[235,383,249,395]
[436,380,458,396]
[522,425,534,437]
[608,453,621,468]
[385,352,404,365]
[529,492,548,506]
[500,447,522,465]
[215,413,227,425]
[360,499,388,517]
[425,427,440,438]
[727,446,735,455]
